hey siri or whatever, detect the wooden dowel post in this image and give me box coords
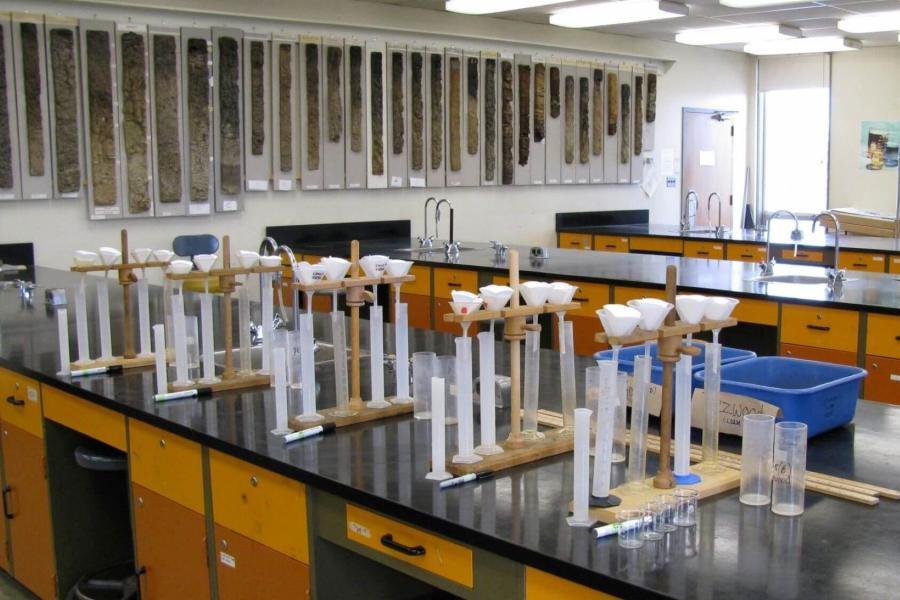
[505,250,525,447]
[348,241,363,409]
[653,265,678,490]
[120,229,137,359]
[221,236,235,379]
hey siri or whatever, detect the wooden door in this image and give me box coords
[132,484,211,600]
[682,108,734,229]
[2,424,55,599]
[214,524,310,600]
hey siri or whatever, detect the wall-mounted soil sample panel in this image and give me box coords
[45,17,85,201]
[366,42,387,189]
[602,64,619,184]
[243,34,271,191]
[180,28,213,215]
[343,41,366,189]
[589,63,604,184]
[543,62,560,186]
[0,15,22,201]
[513,53,531,186]
[559,61,576,185]
[425,48,444,188]
[459,51,481,186]
[12,14,53,200]
[529,59,545,185]
[116,24,154,217]
[407,47,426,188]
[575,62,591,185]
[300,36,323,191]
[271,37,298,192]
[149,28,188,216]
[644,65,657,153]
[618,65,632,184]
[80,20,123,219]
[445,48,478,187]
[213,27,243,211]
[479,52,498,187]
[386,45,407,188]
[499,55,514,186]
[631,64,644,185]
[323,38,345,190]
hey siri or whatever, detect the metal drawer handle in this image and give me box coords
[446,282,462,288]
[5,396,24,407]
[852,263,867,268]
[697,251,710,256]
[2,485,13,519]
[740,254,754,259]
[895,336,900,342]
[572,296,589,303]
[380,534,425,556]
[604,244,617,249]
[806,324,831,332]
[568,241,581,246]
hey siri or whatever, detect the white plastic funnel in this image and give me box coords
[627,298,674,331]
[676,294,709,325]
[321,256,351,280]
[596,304,641,338]
[73,250,99,267]
[704,296,739,321]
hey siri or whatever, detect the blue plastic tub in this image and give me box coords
[695,356,866,437]
[593,341,756,391]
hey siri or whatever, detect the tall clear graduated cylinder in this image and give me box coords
[522,329,542,439]
[740,414,775,506]
[772,421,807,516]
[331,311,354,417]
[559,321,577,432]
[238,286,252,374]
[626,355,652,486]
[612,372,627,462]
[702,342,722,465]
[413,351,436,420]
[394,303,411,402]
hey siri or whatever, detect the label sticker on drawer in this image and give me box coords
[891,374,900,382]
[219,552,236,568]
[27,387,38,403]
[349,521,371,539]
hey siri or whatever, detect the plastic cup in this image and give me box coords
[617,509,646,549]
[772,422,807,517]
[740,414,775,506]
[642,501,665,541]
[673,489,698,527]
[413,352,437,420]
[655,494,677,533]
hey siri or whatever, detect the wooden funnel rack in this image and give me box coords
[441,249,582,476]
[164,235,281,393]
[288,240,417,431]
[69,229,170,370]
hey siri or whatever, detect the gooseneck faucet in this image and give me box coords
[417,197,437,248]
[708,192,724,237]
[435,198,459,255]
[681,190,698,232]
[812,212,845,288]
[761,209,800,276]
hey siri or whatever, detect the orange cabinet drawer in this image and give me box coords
[684,240,724,260]
[613,286,666,305]
[43,386,126,450]
[732,298,778,326]
[215,524,311,600]
[526,567,616,599]
[780,304,859,353]
[402,264,431,296]
[0,368,42,439]
[838,252,886,273]
[727,243,767,263]
[890,255,900,274]
[593,235,629,253]
[780,343,857,367]
[781,248,823,263]
[628,236,683,255]
[129,419,204,514]
[864,355,900,405]
[866,313,900,359]
[210,450,309,563]
[346,504,473,588]
[559,232,592,251]
[566,281,610,318]
[433,267,478,299]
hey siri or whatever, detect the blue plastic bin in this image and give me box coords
[694,356,866,437]
[593,341,756,392]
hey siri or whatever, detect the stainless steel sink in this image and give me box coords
[749,274,832,285]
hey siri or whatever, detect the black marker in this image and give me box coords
[284,422,336,443]
[439,471,494,489]
[154,387,213,402]
[70,365,124,377]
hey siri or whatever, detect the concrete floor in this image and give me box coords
[0,572,30,599]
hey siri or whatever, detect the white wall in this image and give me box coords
[829,46,900,216]
[2,0,755,270]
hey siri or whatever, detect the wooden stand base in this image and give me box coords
[447,428,574,476]
[574,466,741,524]
[288,398,414,432]
[170,373,271,393]
[72,355,156,371]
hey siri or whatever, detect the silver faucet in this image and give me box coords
[681,190,698,231]
[760,210,800,276]
[258,236,278,257]
[708,192,725,237]
[417,197,437,248]
[812,212,845,289]
[435,199,459,256]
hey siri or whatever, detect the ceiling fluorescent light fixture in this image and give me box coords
[719,0,807,8]
[549,0,688,28]
[744,36,862,55]
[676,24,800,46]
[446,0,575,15]
[837,10,900,34]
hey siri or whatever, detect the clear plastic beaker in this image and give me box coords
[413,352,437,420]
[740,414,775,506]
[673,489,698,527]
[772,421,807,517]
[617,509,646,549]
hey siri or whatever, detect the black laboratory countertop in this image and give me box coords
[1,268,899,599]
[282,237,900,315]
[557,222,900,255]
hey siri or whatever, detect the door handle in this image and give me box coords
[3,485,13,519]
[572,296,589,303]
[696,251,710,256]
[740,254,754,259]
[604,244,617,249]
[852,263,867,268]
[380,534,426,556]
[806,324,831,332]
[445,282,462,288]
[5,396,24,407]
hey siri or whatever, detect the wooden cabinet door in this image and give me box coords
[558,232,592,251]
[727,242,767,263]
[779,343,857,367]
[864,355,900,405]
[684,240,725,260]
[214,524,310,600]
[2,424,55,599]
[132,484,211,600]
[399,293,431,331]
[838,251,886,273]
